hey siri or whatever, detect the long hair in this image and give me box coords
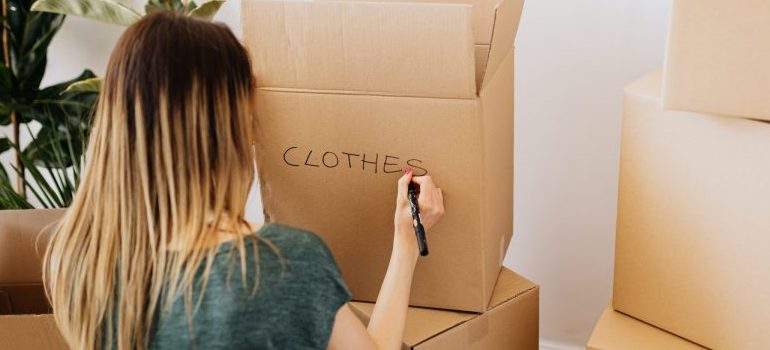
[43,11,257,350]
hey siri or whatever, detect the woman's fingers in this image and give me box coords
[410,175,435,191]
[397,168,413,204]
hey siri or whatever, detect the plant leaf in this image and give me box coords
[15,12,65,99]
[0,181,34,209]
[0,65,12,95]
[31,0,142,26]
[34,70,98,126]
[0,65,11,124]
[63,76,102,93]
[0,137,11,154]
[188,0,224,20]
[23,124,84,169]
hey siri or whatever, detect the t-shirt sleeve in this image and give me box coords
[286,229,353,348]
[311,233,353,313]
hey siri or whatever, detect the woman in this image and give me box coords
[43,10,444,350]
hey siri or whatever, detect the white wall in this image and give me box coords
[505,0,670,348]
[4,0,671,348]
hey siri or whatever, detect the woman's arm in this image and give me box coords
[327,168,444,350]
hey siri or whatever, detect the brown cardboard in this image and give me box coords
[244,0,522,312]
[0,209,67,349]
[0,209,64,314]
[587,306,706,350]
[662,0,770,120]
[0,314,67,349]
[243,0,477,99]
[349,268,539,350]
[614,70,770,350]
[333,0,523,46]
[242,0,524,97]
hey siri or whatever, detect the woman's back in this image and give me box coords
[146,224,350,349]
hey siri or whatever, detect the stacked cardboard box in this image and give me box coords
[243,0,537,348]
[587,306,706,350]
[0,209,67,349]
[350,268,538,350]
[592,1,770,349]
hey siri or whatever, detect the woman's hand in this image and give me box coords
[329,167,445,350]
[393,167,445,258]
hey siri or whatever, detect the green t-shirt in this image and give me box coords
[148,223,352,349]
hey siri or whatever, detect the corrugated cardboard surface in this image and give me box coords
[0,209,64,284]
[662,0,770,120]
[0,209,64,316]
[254,88,490,311]
[0,209,67,349]
[242,0,476,98]
[332,0,522,46]
[0,314,67,349]
[479,47,515,301]
[614,70,770,350]
[247,0,521,312]
[587,306,706,350]
[243,0,524,96]
[350,268,539,350]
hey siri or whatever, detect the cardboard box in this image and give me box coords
[243,0,523,312]
[349,268,538,350]
[614,70,770,350]
[662,0,770,120]
[366,0,525,88]
[0,209,67,349]
[363,0,520,46]
[587,306,706,350]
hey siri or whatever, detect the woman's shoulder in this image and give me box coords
[255,223,337,264]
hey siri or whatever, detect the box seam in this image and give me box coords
[256,87,476,101]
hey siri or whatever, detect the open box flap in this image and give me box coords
[328,0,501,45]
[350,301,475,347]
[479,0,524,90]
[242,0,476,99]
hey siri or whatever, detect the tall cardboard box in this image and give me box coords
[614,70,770,349]
[587,306,706,350]
[0,209,68,349]
[349,268,538,350]
[662,0,770,120]
[243,0,523,312]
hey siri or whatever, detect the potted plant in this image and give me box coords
[1,0,98,209]
[1,0,228,210]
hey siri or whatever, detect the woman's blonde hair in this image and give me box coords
[43,11,258,349]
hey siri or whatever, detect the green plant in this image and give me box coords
[0,107,86,209]
[0,0,227,209]
[30,0,226,26]
[1,0,98,208]
[29,0,228,91]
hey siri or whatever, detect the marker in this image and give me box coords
[408,182,429,256]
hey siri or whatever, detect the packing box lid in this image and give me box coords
[350,268,538,348]
[242,0,523,97]
[587,306,706,350]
